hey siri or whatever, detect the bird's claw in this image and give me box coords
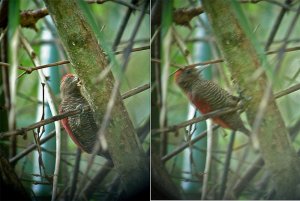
[77,79,82,87]
[75,104,85,113]
[237,92,252,112]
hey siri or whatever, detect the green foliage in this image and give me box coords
[161,0,173,38]
[8,0,20,38]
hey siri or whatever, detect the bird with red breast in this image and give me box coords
[174,66,251,136]
[59,74,110,159]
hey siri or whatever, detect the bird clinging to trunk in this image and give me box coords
[59,74,110,159]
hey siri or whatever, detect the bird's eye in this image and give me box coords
[185,70,191,75]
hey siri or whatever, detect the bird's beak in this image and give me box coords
[195,64,210,73]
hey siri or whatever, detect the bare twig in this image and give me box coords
[152,107,238,135]
[79,160,114,200]
[201,120,213,200]
[112,0,135,51]
[0,46,149,78]
[266,46,300,55]
[239,0,297,11]
[18,0,148,31]
[0,27,7,42]
[86,0,149,13]
[159,28,172,157]
[231,157,264,198]
[0,107,85,138]
[251,3,300,137]
[80,117,149,200]
[151,46,300,71]
[122,83,150,99]
[69,149,81,201]
[161,125,219,163]
[114,45,150,55]
[20,8,48,31]
[220,132,236,199]
[274,83,300,99]
[9,130,56,164]
[1,44,297,78]
[8,26,19,161]
[264,0,293,50]
[20,34,62,201]
[173,6,204,26]
[0,82,149,139]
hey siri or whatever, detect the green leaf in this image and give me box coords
[161,0,173,38]
[8,0,20,39]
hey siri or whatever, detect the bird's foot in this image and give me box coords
[75,104,85,113]
[237,94,252,113]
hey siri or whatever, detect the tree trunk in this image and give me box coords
[202,0,300,199]
[43,0,149,197]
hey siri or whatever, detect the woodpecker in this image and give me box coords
[59,74,110,159]
[174,66,250,136]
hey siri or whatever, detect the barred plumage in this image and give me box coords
[59,74,110,158]
[175,67,250,135]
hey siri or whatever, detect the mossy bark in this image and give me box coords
[44,0,149,197]
[202,0,300,199]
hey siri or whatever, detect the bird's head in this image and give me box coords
[174,67,197,84]
[174,65,210,90]
[60,74,82,97]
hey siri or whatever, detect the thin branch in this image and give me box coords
[86,0,149,13]
[20,8,48,31]
[1,45,296,77]
[251,3,300,137]
[18,0,148,31]
[264,0,293,50]
[112,0,135,51]
[69,149,81,201]
[0,27,7,42]
[227,118,300,198]
[220,132,236,199]
[9,130,56,164]
[151,45,300,71]
[231,157,264,198]
[20,34,62,201]
[265,46,300,55]
[274,83,300,99]
[114,45,150,55]
[173,6,204,27]
[159,28,172,158]
[8,26,19,145]
[79,117,149,200]
[0,107,84,138]
[152,107,238,135]
[79,160,114,200]
[239,0,297,11]
[0,60,69,75]
[161,125,219,163]
[122,83,150,99]
[0,46,149,78]
[0,83,149,138]
[201,120,213,200]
